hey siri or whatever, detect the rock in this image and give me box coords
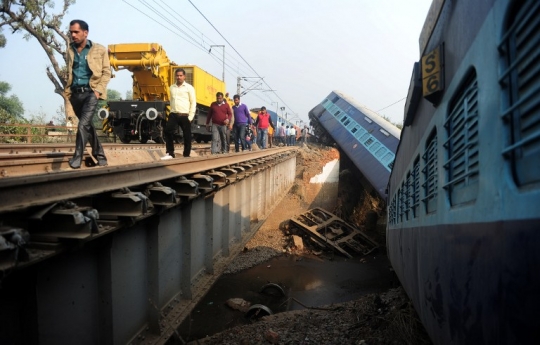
[264,329,280,344]
[292,235,304,250]
[225,298,251,313]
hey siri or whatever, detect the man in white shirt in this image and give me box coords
[162,68,196,159]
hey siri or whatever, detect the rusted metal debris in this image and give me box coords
[290,207,378,258]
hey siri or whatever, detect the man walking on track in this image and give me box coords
[65,19,110,169]
[206,92,232,154]
[162,68,196,159]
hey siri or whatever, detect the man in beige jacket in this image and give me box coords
[65,19,111,169]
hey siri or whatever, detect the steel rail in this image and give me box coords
[0,148,295,214]
[0,142,210,154]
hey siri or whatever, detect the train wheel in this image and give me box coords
[140,136,149,144]
[120,137,131,144]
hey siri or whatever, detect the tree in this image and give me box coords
[0,80,25,122]
[0,0,76,119]
[107,89,122,101]
[125,89,133,100]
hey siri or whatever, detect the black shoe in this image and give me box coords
[98,160,108,167]
[68,159,80,169]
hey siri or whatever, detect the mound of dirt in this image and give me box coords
[189,145,432,345]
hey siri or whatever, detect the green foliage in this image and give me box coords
[0,0,76,98]
[125,90,133,100]
[107,89,122,101]
[0,81,25,121]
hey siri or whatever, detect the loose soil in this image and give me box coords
[188,145,432,345]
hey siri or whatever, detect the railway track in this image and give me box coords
[0,143,212,178]
[0,143,293,211]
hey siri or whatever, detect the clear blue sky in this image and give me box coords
[0,0,432,125]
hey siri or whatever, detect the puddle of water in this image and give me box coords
[172,252,398,342]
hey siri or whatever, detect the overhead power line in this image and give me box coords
[186,0,296,115]
[377,97,406,112]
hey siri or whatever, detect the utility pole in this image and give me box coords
[209,45,225,82]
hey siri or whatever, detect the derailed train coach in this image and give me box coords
[387,0,540,343]
[308,90,400,198]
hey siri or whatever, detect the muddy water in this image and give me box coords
[174,252,398,342]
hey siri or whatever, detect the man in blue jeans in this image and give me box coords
[232,94,252,152]
[254,106,275,149]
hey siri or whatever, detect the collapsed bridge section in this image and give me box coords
[0,145,297,344]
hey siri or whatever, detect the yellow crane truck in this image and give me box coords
[100,43,226,143]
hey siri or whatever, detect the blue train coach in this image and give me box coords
[309,91,400,198]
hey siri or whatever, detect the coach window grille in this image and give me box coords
[390,197,397,225]
[499,0,540,186]
[422,130,438,214]
[370,142,381,153]
[412,156,421,218]
[404,174,412,221]
[355,128,366,139]
[443,72,479,205]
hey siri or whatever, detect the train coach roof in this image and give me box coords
[332,90,401,139]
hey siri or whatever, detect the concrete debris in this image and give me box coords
[225,298,251,313]
[292,235,304,250]
[264,329,280,344]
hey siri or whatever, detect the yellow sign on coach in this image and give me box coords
[421,45,444,100]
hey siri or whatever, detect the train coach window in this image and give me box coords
[334,110,341,117]
[355,128,366,139]
[422,130,438,214]
[412,156,421,218]
[365,138,374,147]
[499,0,540,186]
[340,116,348,123]
[352,127,358,134]
[443,72,479,206]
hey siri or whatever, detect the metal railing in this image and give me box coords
[0,123,111,144]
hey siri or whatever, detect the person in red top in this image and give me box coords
[254,106,275,149]
[206,92,232,154]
